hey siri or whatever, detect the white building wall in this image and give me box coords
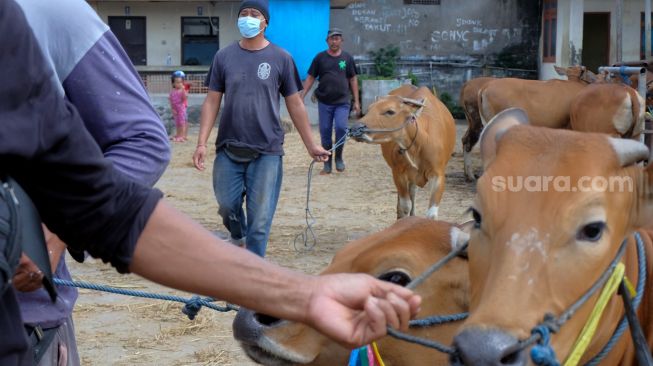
[542,0,648,80]
[89,1,242,66]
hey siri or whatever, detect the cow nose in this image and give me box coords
[349,122,367,140]
[452,328,526,366]
[232,307,283,344]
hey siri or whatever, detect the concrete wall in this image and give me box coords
[331,0,541,68]
[90,1,242,66]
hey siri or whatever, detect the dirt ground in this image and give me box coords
[69,120,482,365]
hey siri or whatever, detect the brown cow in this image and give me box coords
[463,66,595,180]
[232,217,470,366]
[570,83,645,139]
[452,108,653,365]
[478,66,595,129]
[351,85,456,219]
[460,77,496,181]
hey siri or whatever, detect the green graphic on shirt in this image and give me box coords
[339,60,346,70]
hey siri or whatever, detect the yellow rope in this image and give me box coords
[371,342,386,366]
[563,263,625,366]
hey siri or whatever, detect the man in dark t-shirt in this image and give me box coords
[192,0,330,257]
[302,28,360,175]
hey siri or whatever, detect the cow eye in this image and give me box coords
[577,222,606,242]
[378,270,412,286]
[470,208,482,229]
[384,110,396,116]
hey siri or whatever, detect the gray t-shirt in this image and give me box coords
[206,41,303,155]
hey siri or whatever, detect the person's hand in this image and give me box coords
[304,273,421,349]
[308,144,330,162]
[13,253,44,292]
[352,101,361,117]
[193,145,207,171]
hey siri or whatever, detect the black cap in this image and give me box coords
[239,0,269,22]
[327,28,343,38]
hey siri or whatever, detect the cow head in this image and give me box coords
[351,93,426,145]
[554,65,597,84]
[452,108,653,365]
[232,217,470,366]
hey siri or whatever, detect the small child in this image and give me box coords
[169,70,188,142]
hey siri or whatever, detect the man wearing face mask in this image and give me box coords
[193,0,329,257]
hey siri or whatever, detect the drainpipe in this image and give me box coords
[615,0,623,63]
[646,0,651,59]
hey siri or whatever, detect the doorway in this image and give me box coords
[108,16,147,65]
[582,13,610,73]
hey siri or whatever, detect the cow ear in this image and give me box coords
[633,163,653,227]
[480,108,529,169]
[554,65,567,76]
[583,69,598,83]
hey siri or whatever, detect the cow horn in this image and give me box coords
[400,97,426,107]
[450,226,470,252]
[608,137,649,166]
[480,108,529,169]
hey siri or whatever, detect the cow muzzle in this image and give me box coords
[451,327,527,366]
[349,122,374,142]
[232,308,316,365]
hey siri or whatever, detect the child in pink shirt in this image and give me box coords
[169,71,188,142]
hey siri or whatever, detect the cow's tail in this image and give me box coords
[478,87,490,125]
[626,87,645,139]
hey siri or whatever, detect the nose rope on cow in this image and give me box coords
[293,132,351,252]
[293,109,422,252]
[497,232,649,366]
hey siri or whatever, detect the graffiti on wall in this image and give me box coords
[334,0,540,66]
[350,2,421,34]
[429,17,523,52]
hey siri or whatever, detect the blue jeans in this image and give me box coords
[212,151,283,257]
[318,102,350,149]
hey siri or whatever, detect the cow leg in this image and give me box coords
[462,105,483,181]
[425,174,444,219]
[394,174,412,219]
[409,183,416,216]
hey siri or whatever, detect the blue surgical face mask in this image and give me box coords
[237,16,262,39]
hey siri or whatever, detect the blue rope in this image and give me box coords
[409,312,468,327]
[585,232,647,365]
[53,278,238,320]
[531,325,561,366]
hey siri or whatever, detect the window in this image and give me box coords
[640,12,653,59]
[542,0,557,62]
[403,0,440,4]
[181,17,219,66]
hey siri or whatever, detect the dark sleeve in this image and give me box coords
[307,54,320,78]
[280,51,303,97]
[347,53,358,79]
[63,31,171,187]
[0,0,162,273]
[206,51,225,92]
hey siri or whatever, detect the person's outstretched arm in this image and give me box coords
[129,200,421,348]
